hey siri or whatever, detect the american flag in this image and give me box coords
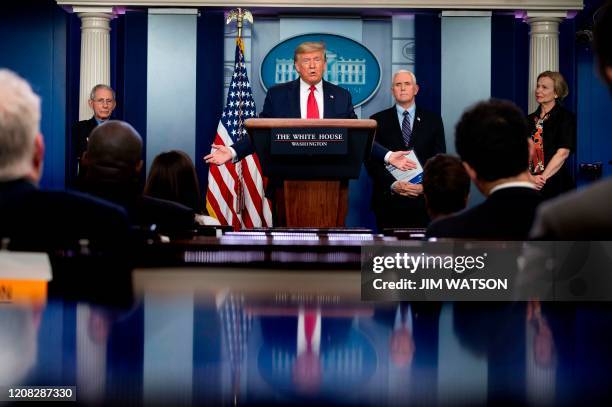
[206,39,273,230]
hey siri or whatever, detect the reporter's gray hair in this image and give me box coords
[0,69,41,180]
[392,69,418,85]
[89,84,115,101]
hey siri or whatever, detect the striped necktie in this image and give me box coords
[402,110,412,148]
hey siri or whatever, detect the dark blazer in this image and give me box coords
[0,178,129,250]
[70,116,98,187]
[134,195,197,235]
[426,187,543,240]
[527,103,576,200]
[232,79,357,160]
[366,105,446,230]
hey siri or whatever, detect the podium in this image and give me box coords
[245,118,376,227]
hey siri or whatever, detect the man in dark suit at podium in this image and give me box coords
[259,41,356,119]
[366,70,446,230]
[70,84,116,187]
[426,99,542,239]
[204,41,412,171]
[204,41,356,165]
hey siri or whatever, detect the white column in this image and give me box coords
[525,11,567,113]
[74,7,114,120]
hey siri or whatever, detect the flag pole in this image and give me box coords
[226,8,253,216]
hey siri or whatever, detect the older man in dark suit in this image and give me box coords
[426,99,542,239]
[366,70,446,230]
[70,84,116,187]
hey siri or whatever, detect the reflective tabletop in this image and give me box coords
[3,264,612,406]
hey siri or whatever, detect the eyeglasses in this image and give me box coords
[299,57,324,66]
[93,99,114,105]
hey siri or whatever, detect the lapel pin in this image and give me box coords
[417,117,421,122]
[330,95,334,99]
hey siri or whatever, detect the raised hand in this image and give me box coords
[204,144,233,166]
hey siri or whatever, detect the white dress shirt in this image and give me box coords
[228,78,325,160]
[299,78,324,119]
[490,181,537,194]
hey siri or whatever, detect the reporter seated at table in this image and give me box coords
[422,154,470,222]
[145,150,220,226]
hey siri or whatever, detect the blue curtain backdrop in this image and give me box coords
[491,14,529,114]
[196,10,225,195]
[122,10,149,187]
[415,12,442,115]
[0,0,67,190]
[65,12,81,189]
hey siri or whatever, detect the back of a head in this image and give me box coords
[423,154,470,218]
[144,150,203,212]
[84,120,142,186]
[455,99,529,182]
[0,69,40,181]
[594,1,612,88]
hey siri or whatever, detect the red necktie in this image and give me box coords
[307,85,319,119]
[304,311,316,352]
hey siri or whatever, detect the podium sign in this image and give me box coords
[271,128,348,155]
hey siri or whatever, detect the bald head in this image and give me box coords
[86,120,142,168]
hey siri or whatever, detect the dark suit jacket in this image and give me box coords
[0,179,135,304]
[366,106,446,229]
[0,178,129,250]
[70,117,98,187]
[527,103,576,199]
[426,187,542,239]
[232,79,357,160]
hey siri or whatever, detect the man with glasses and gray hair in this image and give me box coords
[70,84,116,186]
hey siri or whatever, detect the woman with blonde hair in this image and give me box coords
[527,71,576,199]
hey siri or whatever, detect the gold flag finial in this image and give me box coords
[226,8,253,39]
